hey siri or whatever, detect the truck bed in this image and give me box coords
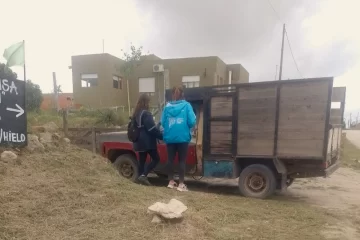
[167,77,346,177]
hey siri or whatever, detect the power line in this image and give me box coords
[266,0,283,23]
[285,30,303,78]
[266,0,304,79]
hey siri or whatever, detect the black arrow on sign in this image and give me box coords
[6,104,24,118]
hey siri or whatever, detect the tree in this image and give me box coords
[26,80,43,112]
[56,85,62,93]
[0,62,42,112]
[0,63,17,81]
[119,44,143,116]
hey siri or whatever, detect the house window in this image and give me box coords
[182,76,200,88]
[81,73,98,88]
[139,77,155,96]
[113,75,122,89]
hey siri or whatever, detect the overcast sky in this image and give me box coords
[1,0,359,112]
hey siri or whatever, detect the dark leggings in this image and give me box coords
[166,143,189,183]
[138,149,160,177]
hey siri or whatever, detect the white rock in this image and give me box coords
[42,122,58,132]
[148,199,187,219]
[1,151,17,162]
[62,138,71,144]
[26,134,45,152]
[151,215,162,223]
[39,132,53,144]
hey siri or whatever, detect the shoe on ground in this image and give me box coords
[138,175,151,186]
[177,184,188,192]
[167,181,178,189]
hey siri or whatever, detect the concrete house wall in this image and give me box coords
[72,54,127,108]
[71,53,249,109]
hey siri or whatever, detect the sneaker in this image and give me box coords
[177,184,188,192]
[167,180,178,189]
[138,175,151,186]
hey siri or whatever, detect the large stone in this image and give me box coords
[148,199,188,220]
[42,122,58,133]
[1,151,17,162]
[26,134,45,152]
[62,138,71,145]
[39,132,53,144]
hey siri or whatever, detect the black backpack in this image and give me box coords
[127,111,144,142]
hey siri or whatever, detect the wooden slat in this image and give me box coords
[211,96,232,117]
[210,121,232,154]
[237,139,274,155]
[239,86,276,99]
[277,80,329,157]
[278,139,324,157]
[196,107,204,174]
[237,86,276,156]
[332,87,346,102]
[280,81,329,98]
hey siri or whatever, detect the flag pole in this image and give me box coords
[23,40,26,81]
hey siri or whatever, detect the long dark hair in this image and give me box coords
[133,93,150,117]
[172,86,184,101]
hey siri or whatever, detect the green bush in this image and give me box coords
[95,109,125,126]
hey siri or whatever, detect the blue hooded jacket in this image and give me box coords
[161,100,196,144]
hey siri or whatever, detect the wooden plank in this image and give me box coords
[237,139,274,155]
[238,86,277,100]
[280,81,329,98]
[239,98,276,109]
[278,121,325,131]
[196,106,204,174]
[211,96,233,117]
[238,113,276,122]
[210,121,232,154]
[278,130,325,140]
[277,80,329,158]
[280,112,326,122]
[238,123,275,132]
[332,87,346,102]
[278,139,324,157]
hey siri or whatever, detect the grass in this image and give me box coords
[27,109,126,129]
[341,136,360,170]
[0,144,334,240]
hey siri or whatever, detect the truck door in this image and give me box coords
[202,90,237,178]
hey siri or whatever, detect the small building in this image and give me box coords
[70,53,249,109]
[41,93,76,111]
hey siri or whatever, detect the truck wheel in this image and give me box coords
[238,164,276,199]
[113,154,139,182]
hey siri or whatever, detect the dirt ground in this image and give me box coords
[201,166,360,240]
[288,168,360,239]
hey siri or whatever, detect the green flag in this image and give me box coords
[3,41,25,67]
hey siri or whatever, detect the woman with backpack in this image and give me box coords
[132,93,163,186]
[161,86,196,192]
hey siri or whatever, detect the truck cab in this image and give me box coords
[99,77,346,199]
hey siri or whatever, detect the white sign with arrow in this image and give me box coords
[0,78,27,147]
[6,104,25,118]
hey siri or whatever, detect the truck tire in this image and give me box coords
[113,154,139,182]
[238,164,276,199]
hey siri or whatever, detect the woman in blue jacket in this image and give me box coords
[133,94,163,186]
[161,86,196,191]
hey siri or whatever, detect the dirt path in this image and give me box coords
[344,130,360,148]
[286,168,360,240]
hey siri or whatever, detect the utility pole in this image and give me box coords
[278,24,286,80]
[52,72,59,111]
[275,65,278,80]
[102,39,105,53]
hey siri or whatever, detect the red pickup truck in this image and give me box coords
[99,131,198,180]
[99,78,345,199]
